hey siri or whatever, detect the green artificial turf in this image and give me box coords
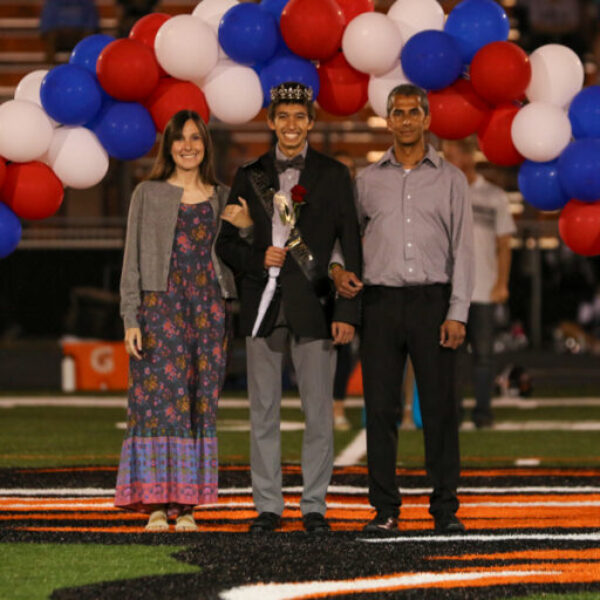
[2,398,600,468]
[0,544,199,600]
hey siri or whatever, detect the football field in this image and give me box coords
[1,393,600,599]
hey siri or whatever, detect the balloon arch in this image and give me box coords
[1,0,599,258]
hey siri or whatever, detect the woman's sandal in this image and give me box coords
[145,509,169,532]
[175,511,198,532]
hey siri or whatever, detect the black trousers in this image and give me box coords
[360,284,460,518]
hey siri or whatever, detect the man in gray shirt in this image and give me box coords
[353,84,474,533]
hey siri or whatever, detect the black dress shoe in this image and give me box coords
[434,513,465,533]
[362,513,398,533]
[249,511,280,533]
[303,512,330,534]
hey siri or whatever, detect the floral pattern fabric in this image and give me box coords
[115,201,226,513]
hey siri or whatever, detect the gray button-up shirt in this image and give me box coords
[355,145,474,323]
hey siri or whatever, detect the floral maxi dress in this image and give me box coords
[115,201,226,512]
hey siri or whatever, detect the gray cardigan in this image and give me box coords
[120,180,237,330]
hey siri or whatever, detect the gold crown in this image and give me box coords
[270,84,313,103]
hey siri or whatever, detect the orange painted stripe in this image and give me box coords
[16,467,118,474]
[433,549,600,561]
[12,514,600,532]
[11,465,600,477]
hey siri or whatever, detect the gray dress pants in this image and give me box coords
[246,312,335,517]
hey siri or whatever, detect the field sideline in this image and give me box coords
[1,393,600,599]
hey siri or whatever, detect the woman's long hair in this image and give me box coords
[148,110,218,185]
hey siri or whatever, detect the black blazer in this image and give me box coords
[216,146,362,339]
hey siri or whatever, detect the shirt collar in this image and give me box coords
[377,144,441,169]
[275,142,308,162]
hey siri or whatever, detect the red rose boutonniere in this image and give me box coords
[291,184,307,205]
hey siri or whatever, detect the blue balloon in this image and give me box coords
[92,102,156,160]
[558,139,600,202]
[69,34,115,75]
[259,53,320,107]
[84,95,116,131]
[569,86,600,139]
[259,0,289,21]
[0,203,22,259]
[219,3,279,66]
[518,160,569,211]
[445,0,510,64]
[400,31,463,91]
[40,64,102,125]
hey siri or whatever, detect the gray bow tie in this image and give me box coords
[275,155,305,173]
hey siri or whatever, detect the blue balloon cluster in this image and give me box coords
[0,203,22,259]
[39,35,157,161]
[444,0,510,63]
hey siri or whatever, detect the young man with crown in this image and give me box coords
[216,82,362,534]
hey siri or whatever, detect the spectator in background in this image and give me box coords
[443,137,516,429]
[40,0,99,63]
[517,0,596,57]
[115,0,159,38]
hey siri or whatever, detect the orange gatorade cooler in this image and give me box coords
[61,340,128,390]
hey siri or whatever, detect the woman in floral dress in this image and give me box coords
[115,110,251,532]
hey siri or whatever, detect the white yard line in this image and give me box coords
[3,396,600,408]
[361,532,600,544]
[334,429,367,466]
[3,484,600,498]
[219,568,558,600]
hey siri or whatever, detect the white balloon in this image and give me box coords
[46,126,109,189]
[193,0,239,33]
[155,15,218,82]
[387,0,445,44]
[15,70,48,106]
[368,61,409,118]
[14,70,60,128]
[526,44,584,108]
[0,99,54,162]
[342,13,403,76]
[202,61,263,125]
[511,102,572,163]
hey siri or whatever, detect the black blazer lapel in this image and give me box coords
[255,150,279,219]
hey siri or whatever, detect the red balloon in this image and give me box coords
[129,12,170,78]
[477,103,524,166]
[317,52,368,116]
[559,199,600,256]
[129,13,170,48]
[470,41,532,105]
[97,39,160,102]
[0,156,6,190]
[0,162,63,220]
[336,0,374,25]
[281,0,345,61]
[428,78,490,140]
[145,78,210,132]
